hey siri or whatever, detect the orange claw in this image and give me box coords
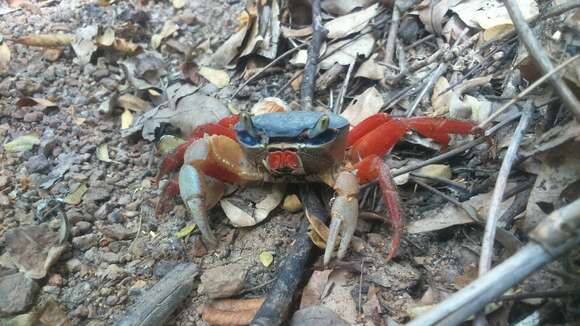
[347,113,393,146]
[404,117,475,151]
[349,119,408,161]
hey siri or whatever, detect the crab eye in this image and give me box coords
[239,112,257,137]
[306,114,330,139]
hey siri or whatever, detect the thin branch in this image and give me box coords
[478,105,532,273]
[405,63,447,117]
[383,0,400,65]
[300,0,326,111]
[504,0,580,122]
[333,59,355,114]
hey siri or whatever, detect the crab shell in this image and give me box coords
[234,111,350,177]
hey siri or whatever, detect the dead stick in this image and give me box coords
[383,0,400,65]
[300,0,326,111]
[115,263,199,326]
[251,187,329,326]
[504,0,580,122]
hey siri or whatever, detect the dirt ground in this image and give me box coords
[1,0,578,325]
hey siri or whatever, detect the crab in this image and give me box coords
[155,109,475,265]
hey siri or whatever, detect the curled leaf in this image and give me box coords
[63,184,88,205]
[121,109,134,129]
[117,94,151,112]
[176,224,196,238]
[151,21,179,49]
[15,34,74,47]
[0,42,10,71]
[198,66,230,88]
[158,135,186,156]
[96,144,112,162]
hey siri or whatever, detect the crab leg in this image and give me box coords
[179,165,218,246]
[325,171,359,265]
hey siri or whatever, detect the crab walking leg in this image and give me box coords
[178,165,218,246]
[325,171,360,266]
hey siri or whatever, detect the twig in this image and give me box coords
[384,0,400,65]
[504,0,580,122]
[405,63,447,117]
[407,198,580,325]
[300,0,326,111]
[404,34,435,50]
[477,54,579,129]
[495,289,580,302]
[479,105,531,273]
[231,43,307,98]
[251,187,329,326]
[333,59,355,114]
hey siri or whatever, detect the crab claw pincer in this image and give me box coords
[178,165,218,246]
[324,171,360,266]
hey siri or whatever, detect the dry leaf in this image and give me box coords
[417,0,450,34]
[121,109,133,129]
[96,27,115,47]
[181,60,202,84]
[42,48,63,61]
[16,97,57,109]
[113,38,140,54]
[15,33,73,47]
[341,87,383,126]
[63,183,88,205]
[300,270,332,308]
[282,194,303,213]
[96,144,113,162]
[250,97,289,115]
[158,135,186,156]
[354,53,385,80]
[72,25,98,65]
[0,42,10,71]
[322,0,376,15]
[418,164,452,181]
[151,21,179,49]
[203,26,248,67]
[202,298,265,326]
[320,32,375,69]
[220,183,285,227]
[172,0,187,9]
[198,66,230,88]
[281,26,313,38]
[117,94,151,112]
[175,224,196,238]
[4,134,40,152]
[324,3,379,39]
[259,251,274,267]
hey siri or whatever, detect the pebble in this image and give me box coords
[72,221,92,236]
[72,233,99,251]
[23,111,44,123]
[48,273,64,287]
[25,154,50,174]
[102,252,120,264]
[65,258,82,272]
[100,224,134,240]
[0,272,39,316]
[198,263,248,299]
[154,260,179,278]
[105,295,118,306]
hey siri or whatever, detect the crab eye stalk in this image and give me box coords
[239,112,258,137]
[306,114,330,138]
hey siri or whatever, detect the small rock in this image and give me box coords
[65,258,82,272]
[129,238,147,257]
[0,272,39,316]
[25,155,50,174]
[15,79,42,96]
[48,273,63,287]
[84,186,112,203]
[283,194,303,213]
[72,233,99,251]
[72,221,92,236]
[102,252,120,264]
[105,295,118,306]
[100,224,134,240]
[102,264,126,281]
[42,285,61,295]
[198,263,248,299]
[23,111,44,123]
[290,306,349,326]
[368,262,421,290]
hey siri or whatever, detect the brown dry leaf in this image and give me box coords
[281,26,313,38]
[5,224,67,279]
[450,0,538,41]
[113,38,140,54]
[198,66,230,88]
[121,109,133,129]
[181,60,202,84]
[320,31,375,69]
[15,33,74,47]
[16,97,57,109]
[42,48,63,61]
[202,298,265,325]
[151,21,179,49]
[417,0,450,34]
[117,94,151,112]
[322,0,376,15]
[354,53,385,80]
[96,27,115,47]
[453,264,478,289]
[0,42,10,71]
[325,3,379,39]
[250,97,289,115]
[341,87,383,126]
[204,23,249,67]
[300,270,332,308]
[220,183,285,227]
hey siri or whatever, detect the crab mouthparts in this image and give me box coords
[266,150,300,173]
